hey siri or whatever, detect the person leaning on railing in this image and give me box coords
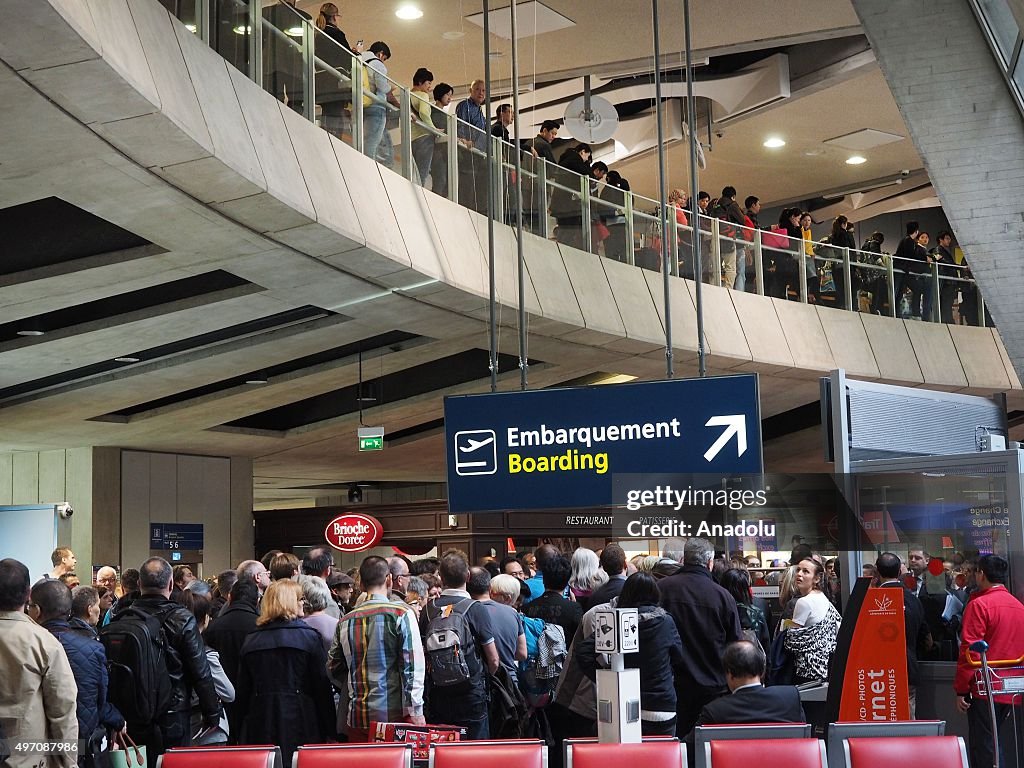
[359,42,399,168]
[429,83,454,198]
[314,3,360,140]
[455,80,489,213]
[409,68,435,186]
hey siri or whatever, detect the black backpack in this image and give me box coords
[100,606,174,727]
[713,200,739,239]
[487,664,529,739]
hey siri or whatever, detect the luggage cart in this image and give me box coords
[967,639,1024,768]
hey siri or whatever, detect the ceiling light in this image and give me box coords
[762,137,785,148]
[285,26,304,37]
[846,155,867,165]
[114,356,141,364]
[245,373,269,385]
[442,30,465,40]
[395,4,423,20]
[232,25,252,34]
[184,24,197,33]
[803,149,824,157]
[16,329,45,337]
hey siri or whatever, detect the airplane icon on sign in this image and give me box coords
[461,435,494,453]
[454,430,498,475]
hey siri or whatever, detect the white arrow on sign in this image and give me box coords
[704,415,748,462]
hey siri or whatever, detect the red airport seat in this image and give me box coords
[294,743,414,768]
[693,724,811,768]
[565,739,687,768]
[705,738,826,768]
[157,745,282,768]
[842,736,967,768]
[825,720,945,766]
[429,740,546,768]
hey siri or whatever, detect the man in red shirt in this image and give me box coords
[954,554,1024,768]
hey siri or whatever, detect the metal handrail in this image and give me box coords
[172,1,989,327]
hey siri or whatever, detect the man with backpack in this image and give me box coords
[422,550,499,739]
[713,186,746,290]
[101,557,221,756]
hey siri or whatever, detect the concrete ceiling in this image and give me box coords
[293,0,862,90]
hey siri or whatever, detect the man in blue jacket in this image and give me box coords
[31,580,125,747]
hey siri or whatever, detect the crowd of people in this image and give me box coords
[2,539,1021,768]
[255,3,993,328]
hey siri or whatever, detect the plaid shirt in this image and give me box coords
[327,594,425,729]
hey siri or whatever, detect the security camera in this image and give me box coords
[57,502,73,519]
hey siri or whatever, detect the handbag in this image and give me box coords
[103,731,146,768]
[761,226,790,249]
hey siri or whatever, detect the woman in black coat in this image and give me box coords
[576,572,685,735]
[236,580,335,763]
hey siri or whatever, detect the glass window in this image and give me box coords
[1014,43,1024,99]
[854,469,1016,662]
[978,0,1020,65]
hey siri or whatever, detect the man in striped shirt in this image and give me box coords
[328,556,426,742]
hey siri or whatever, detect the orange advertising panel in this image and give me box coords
[837,586,911,721]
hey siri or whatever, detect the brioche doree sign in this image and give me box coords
[325,513,383,552]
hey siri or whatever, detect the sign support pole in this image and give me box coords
[684,0,707,377]
[652,0,674,379]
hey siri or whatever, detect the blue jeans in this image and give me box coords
[735,246,747,291]
[363,105,393,168]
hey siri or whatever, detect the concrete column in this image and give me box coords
[850,0,1024,378]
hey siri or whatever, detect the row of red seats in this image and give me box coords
[153,730,967,768]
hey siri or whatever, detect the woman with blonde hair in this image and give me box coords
[236,580,334,764]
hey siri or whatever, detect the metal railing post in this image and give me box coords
[798,250,808,304]
[446,112,459,204]
[196,0,210,43]
[753,234,764,296]
[399,88,413,181]
[843,247,853,311]
[624,190,635,266]
[537,160,549,239]
[887,259,897,318]
[351,53,364,153]
[670,210,679,276]
[710,217,722,286]
[492,136,505,224]
[581,174,592,253]
[302,20,315,123]
[248,0,262,85]
[978,293,987,327]
[930,262,941,323]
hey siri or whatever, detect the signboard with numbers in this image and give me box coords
[149,523,204,552]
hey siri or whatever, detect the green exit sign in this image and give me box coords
[359,436,383,451]
[358,426,384,452]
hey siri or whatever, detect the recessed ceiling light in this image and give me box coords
[763,137,786,148]
[285,26,303,37]
[232,25,252,35]
[442,30,465,40]
[396,4,423,20]
[114,356,141,364]
[803,149,824,157]
[16,329,45,337]
[245,374,269,385]
[846,155,867,165]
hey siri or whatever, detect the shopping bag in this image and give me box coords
[103,732,146,768]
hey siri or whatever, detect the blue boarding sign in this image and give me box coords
[444,374,762,513]
[149,522,204,552]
